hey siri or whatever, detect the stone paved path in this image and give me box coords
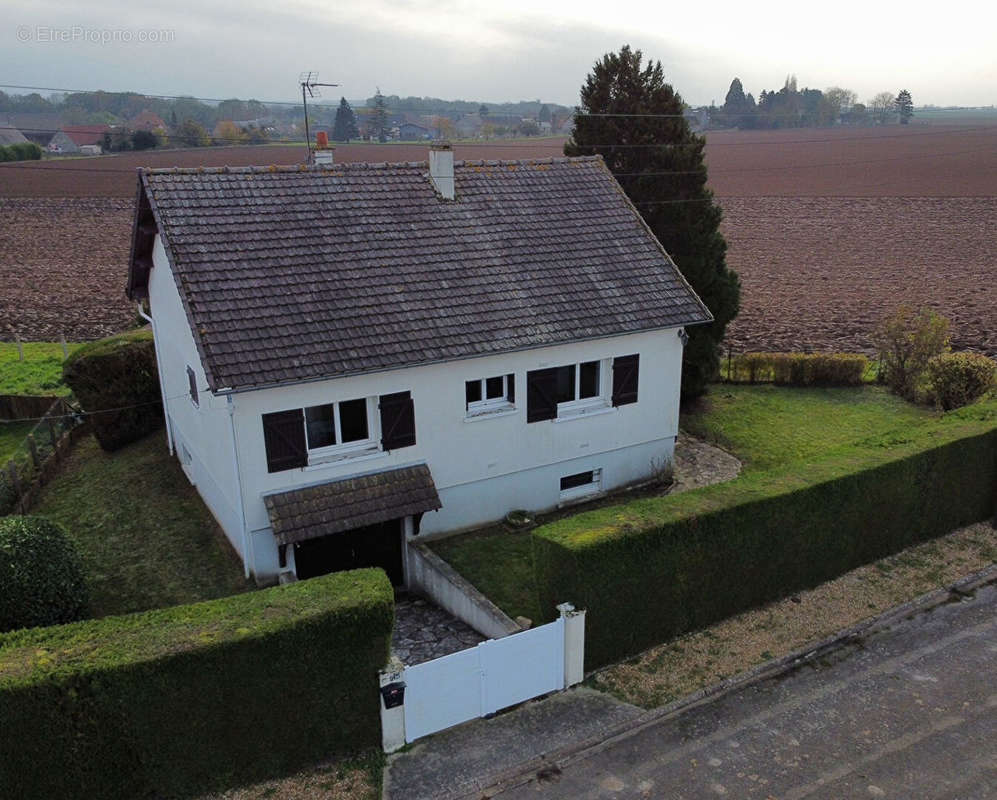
[670,432,742,494]
[393,597,484,665]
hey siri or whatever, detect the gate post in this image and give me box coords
[557,602,586,688]
[379,656,407,753]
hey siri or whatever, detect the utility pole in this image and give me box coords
[299,72,338,161]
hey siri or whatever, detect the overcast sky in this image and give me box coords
[5,0,996,108]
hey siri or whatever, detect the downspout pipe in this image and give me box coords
[137,302,174,455]
[227,395,252,580]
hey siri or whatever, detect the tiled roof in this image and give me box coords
[130,156,712,391]
[264,464,441,545]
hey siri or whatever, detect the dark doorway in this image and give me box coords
[293,519,404,585]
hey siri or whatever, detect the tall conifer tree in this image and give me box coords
[565,46,740,396]
[332,97,359,142]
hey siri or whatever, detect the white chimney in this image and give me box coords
[429,142,455,200]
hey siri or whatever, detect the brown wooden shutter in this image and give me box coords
[612,354,640,407]
[379,391,416,450]
[262,409,306,473]
[527,368,558,422]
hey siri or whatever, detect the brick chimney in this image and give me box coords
[429,142,454,199]
[314,131,334,165]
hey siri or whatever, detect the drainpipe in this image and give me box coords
[227,395,252,580]
[137,302,174,455]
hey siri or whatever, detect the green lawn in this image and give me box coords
[429,385,946,620]
[682,385,935,471]
[30,432,252,618]
[0,342,82,396]
[0,421,34,462]
[432,528,539,623]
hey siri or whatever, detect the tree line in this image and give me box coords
[715,77,915,129]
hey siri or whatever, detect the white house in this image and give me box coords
[126,145,712,585]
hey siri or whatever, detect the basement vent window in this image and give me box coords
[559,468,602,502]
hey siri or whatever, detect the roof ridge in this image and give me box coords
[138,154,602,176]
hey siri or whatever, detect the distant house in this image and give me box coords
[0,127,29,146]
[130,110,167,132]
[125,146,711,585]
[0,112,63,147]
[399,122,431,140]
[49,125,110,154]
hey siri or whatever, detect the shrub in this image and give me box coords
[0,516,88,632]
[533,417,997,670]
[728,352,868,386]
[0,142,43,161]
[62,329,162,451]
[926,352,996,410]
[874,305,950,400]
[0,568,394,800]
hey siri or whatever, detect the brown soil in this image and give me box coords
[1,127,995,350]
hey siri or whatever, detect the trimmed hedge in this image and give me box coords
[62,329,163,451]
[0,568,394,799]
[0,516,88,632]
[533,405,997,670]
[0,142,42,162]
[729,352,868,386]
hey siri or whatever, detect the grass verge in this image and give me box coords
[196,750,385,800]
[30,431,251,617]
[0,341,81,396]
[589,520,997,708]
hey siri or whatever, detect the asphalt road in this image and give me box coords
[493,581,997,799]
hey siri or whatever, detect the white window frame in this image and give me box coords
[465,374,515,418]
[559,468,603,503]
[557,359,610,419]
[304,396,379,464]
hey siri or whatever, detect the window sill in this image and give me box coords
[464,405,518,423]
[303,447,384,471]
[553,404,616,423]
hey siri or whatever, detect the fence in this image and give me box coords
[1,398,86,516]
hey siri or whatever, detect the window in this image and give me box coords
[304,398,371,453]
[187,366,198,407]
[559,468,602,502]
[527,360,607,422]
[465,374,515,416]
[262,391,417,473]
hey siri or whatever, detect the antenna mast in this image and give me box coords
[299,72,338,161]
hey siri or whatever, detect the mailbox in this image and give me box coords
[380,680,406,709]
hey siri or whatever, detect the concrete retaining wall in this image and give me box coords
[406,541,521,640]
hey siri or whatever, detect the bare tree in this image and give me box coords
[868,91,896,124]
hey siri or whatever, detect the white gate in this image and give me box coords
[380,605,585,748]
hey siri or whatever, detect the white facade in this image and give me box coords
[147,237,687,583]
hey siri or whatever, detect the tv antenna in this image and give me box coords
[299,71,338,159]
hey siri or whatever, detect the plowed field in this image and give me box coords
[1,127,995,354]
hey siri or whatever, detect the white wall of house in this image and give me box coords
[229,327,685,581]
[147,237,247,567]
[149,235,687,582]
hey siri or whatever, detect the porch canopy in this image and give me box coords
[264,464,441,546]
